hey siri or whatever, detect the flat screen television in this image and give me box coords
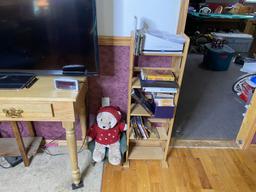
[0,0,99,76]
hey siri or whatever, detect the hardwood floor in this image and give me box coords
[102,148,256,192]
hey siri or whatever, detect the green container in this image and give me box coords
[203,43,235,71]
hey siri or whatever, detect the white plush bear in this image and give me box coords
[87,106,127,165]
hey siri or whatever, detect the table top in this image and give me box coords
[0,76,86,102]
[188,12,255,20]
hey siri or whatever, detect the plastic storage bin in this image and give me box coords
[212,32,253,54]
[203,43,235,71]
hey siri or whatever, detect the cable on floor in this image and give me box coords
[40,133,87,156]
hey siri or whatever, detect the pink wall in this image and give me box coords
[0,45,170,140]
[88,46,130,114]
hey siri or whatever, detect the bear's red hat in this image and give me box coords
[98,106,122,122]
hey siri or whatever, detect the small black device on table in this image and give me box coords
[0,73,37,89]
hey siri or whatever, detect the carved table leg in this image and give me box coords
[11,121,30,167]
[62,121,84,189]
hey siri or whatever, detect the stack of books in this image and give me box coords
[141,68,175,81]
[154,93,175,107]
[153,93,175,118]
[131,69,178,118]
[131,116,160,140]
[140,69,178,93]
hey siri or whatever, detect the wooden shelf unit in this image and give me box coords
[125,33,190,168]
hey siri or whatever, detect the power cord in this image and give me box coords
[43,132,66,147]
[78,136,87,153]
[40,132,66,156]
[0,124,88,166]
[40,147,67,156]
[41,133,87,156]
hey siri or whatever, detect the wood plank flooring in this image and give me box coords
[102,148,256,192]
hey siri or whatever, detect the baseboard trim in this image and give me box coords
[171,139,240,149]
[249,144,256,148]
[46,139,240,149]
[98,36,131,46]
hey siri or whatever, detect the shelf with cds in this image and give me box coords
[125,32,190,168]
[129,124,168,141]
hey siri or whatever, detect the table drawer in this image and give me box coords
[0,103,53,119]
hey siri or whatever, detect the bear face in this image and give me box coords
[96,111,118,130]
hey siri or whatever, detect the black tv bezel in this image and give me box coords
[0,0,100,77]
[0,69,99,76]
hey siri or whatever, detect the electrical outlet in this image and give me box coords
[102,97,110,107]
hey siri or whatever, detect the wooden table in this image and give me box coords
[0,76,87,189]
[185,12,254,36]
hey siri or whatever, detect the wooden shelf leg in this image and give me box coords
[10,121,30,167]
[161,160,169,168]
[123,160,130,168]
[62,121,83,189]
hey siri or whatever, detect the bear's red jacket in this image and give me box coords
[87,123,126,145]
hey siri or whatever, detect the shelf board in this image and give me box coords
[130,126,168,141]
[133,67,177,72]
[130,103,152,117]
[129,139,162,146]
[0,137,42,157]
[131,76,179,90]
[132,77,141,89]
[128,146,164,160]
[148,118,169,123]
[141,52,183,57]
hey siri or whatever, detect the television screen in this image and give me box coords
[0,0,99,75]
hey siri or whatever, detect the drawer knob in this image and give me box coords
[2,108,24,118]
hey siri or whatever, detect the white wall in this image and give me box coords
[96,0,181,36]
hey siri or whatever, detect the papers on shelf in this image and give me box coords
[142,51,183,55]
[143,33,184,53]
[146,29,185,44]
[134,29,185,55]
